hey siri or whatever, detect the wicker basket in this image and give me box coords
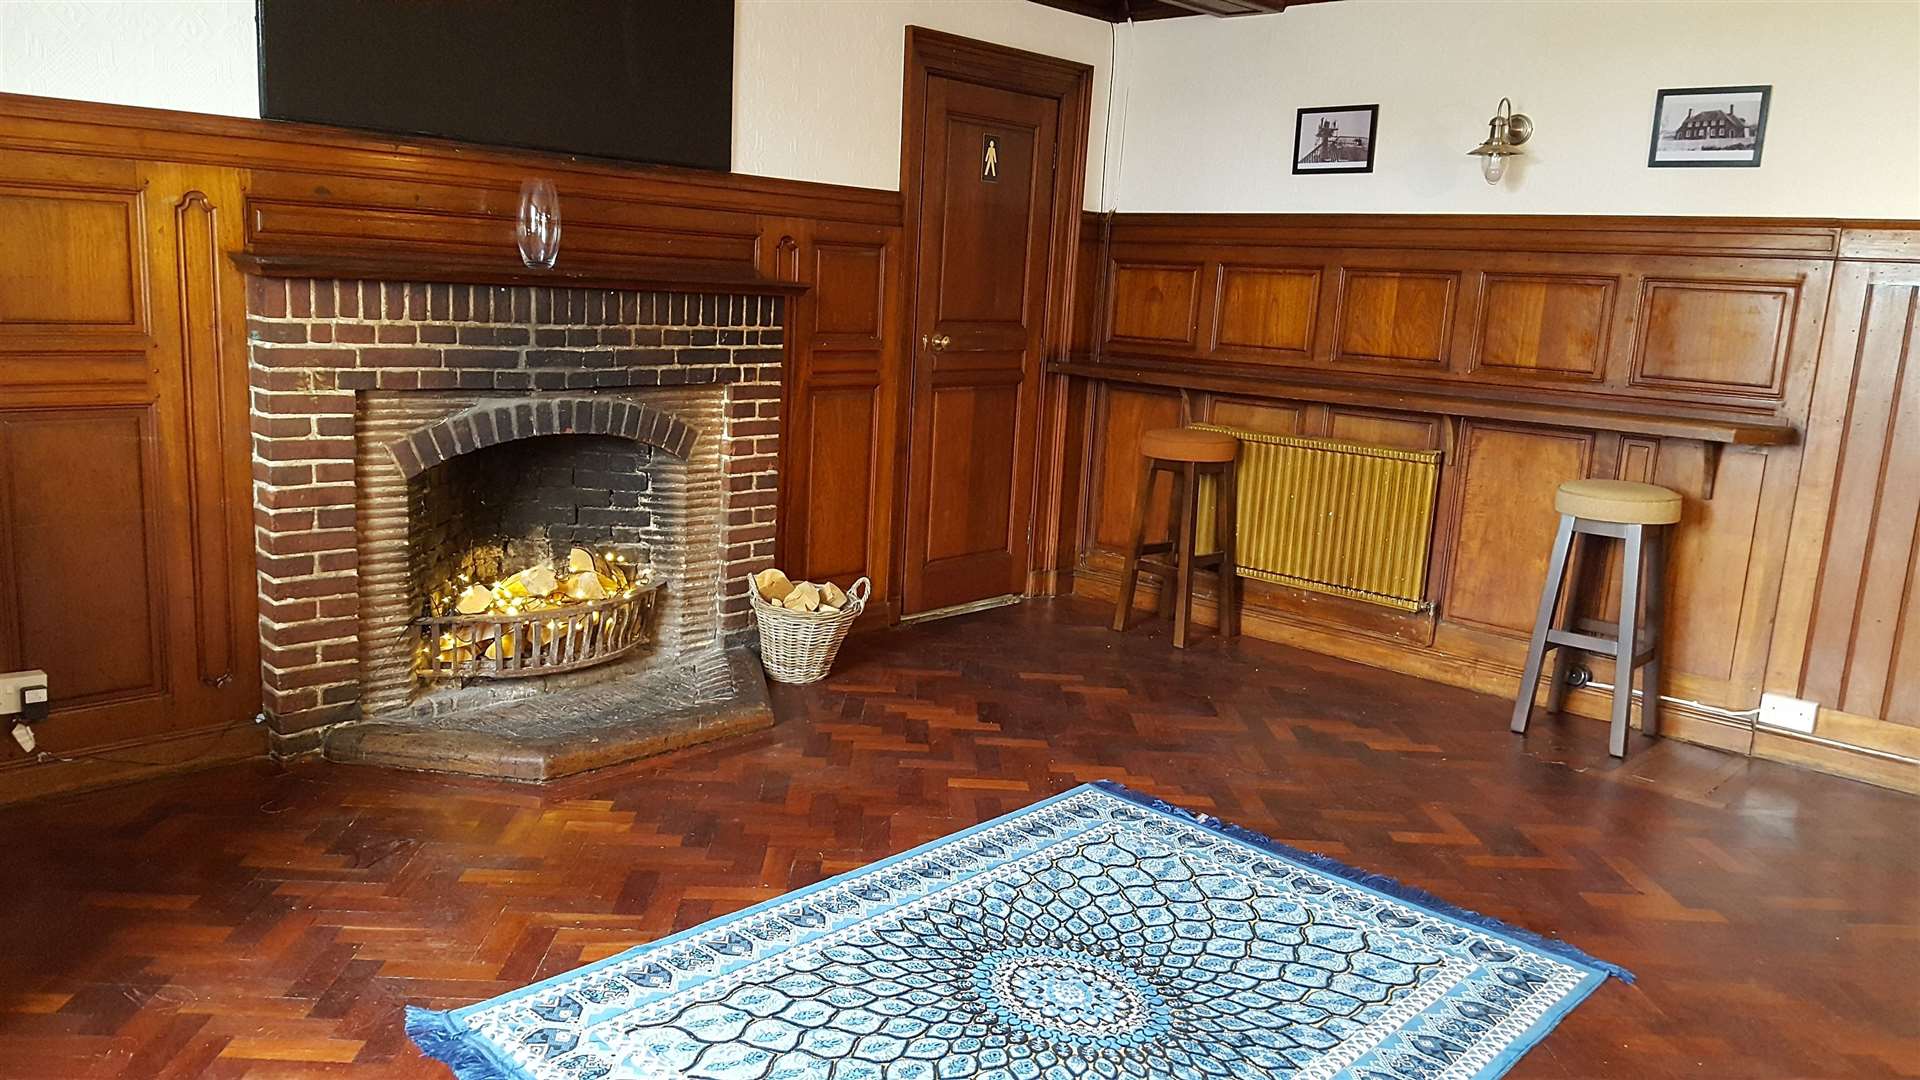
[749,575,870,684]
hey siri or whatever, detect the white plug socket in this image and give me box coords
[0,670,50,720]
[1758,691,1818,735]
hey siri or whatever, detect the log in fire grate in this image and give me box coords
[416,543,662,680]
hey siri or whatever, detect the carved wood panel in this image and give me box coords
[1471,273,1613,381]
[1631,279,1794,398]
[1090,386,1182,550]
[1213,266,1318,359]
[1207,397,1308,436]
[801,383,880,582]
[0,408,165,704]
[0,185,147,340]
[778,222,902,607]
[1332,270,1456,368]
[1439,423,1591,637]
[1108,263,1200,346]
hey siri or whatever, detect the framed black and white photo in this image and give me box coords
[1647,85,1771,168]
[1293,105,1377,175]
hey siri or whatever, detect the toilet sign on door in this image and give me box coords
[981,134,1000,182]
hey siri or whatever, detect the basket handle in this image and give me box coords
[745,572,874,612]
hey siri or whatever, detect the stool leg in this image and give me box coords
[1215,458,1239,641]
[1159,464,1187,622]
[1512,514,1576,735]
[1111,456,1157,633]
[1609,523,1645,758]
[1172,462,1200,649]
[1543,531,1587,718]
[1638,525,1667,740]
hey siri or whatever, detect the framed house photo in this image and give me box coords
[1648,85,1771,168]
[1293,104,1378,175]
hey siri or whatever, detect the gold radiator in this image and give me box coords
[1191,426,1442,612]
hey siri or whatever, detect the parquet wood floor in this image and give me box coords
[2,598,1915,1078]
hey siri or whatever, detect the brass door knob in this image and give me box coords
[921,332,952,353]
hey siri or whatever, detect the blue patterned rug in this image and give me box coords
[408,781,1629,1080]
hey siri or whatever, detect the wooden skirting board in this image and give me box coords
[0,722,267,807]
[1754,710,1920,794]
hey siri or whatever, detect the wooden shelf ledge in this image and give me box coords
[233,251,810,297]
[1051,357,1797,447]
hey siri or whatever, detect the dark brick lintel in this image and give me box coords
[387,397,700,478]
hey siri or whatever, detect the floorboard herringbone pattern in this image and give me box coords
[1,598,1915,1078]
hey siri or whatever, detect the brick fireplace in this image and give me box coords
[245,277,783,776]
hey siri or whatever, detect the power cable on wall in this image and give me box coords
[1093,20,1130,364]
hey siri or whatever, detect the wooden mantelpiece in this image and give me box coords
[232,252,811,297]
[1053,356,1796,446]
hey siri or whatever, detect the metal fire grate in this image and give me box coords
[417,582,662,680]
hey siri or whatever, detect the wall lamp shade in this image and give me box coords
[1468,97,1533,185]
[516,179,562,269]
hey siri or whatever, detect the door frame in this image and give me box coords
[894,26,1094,613]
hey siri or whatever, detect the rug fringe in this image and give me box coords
[1089,779,1635,984]
[405,1006,528,1080]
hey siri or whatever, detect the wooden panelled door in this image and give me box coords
[899,30,1088,616]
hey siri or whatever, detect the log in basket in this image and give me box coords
[749,575,870,684]
[417,582,662,679]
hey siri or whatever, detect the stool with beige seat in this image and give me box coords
[1111,426,1240,649]
[1511,478,1683,758]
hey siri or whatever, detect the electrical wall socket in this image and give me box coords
[0,670,49,720]
[1758,691,1818,734]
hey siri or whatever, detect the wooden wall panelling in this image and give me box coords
[1437,422,1593,637]
[1212,264,1321,362]
[1107,261,1204,349]
[0,154,263,788]
[0,94,902,227]
[1631,278,1797,398]
[1206,396,1310,436]
[1772,260,1920,740]
[1330,267,1459,370]
[770,219,904,622]
[1324,407,1442,452]
[1470,272,1615,382]
[1059,213,1920,786]
[1092,222,1835,426]
[1088,385,1183,552]
[1067,225,1106,356]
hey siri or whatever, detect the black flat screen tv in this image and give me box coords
[257,0,732,170]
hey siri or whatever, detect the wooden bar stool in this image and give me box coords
[1511,478,1681,758]
[1111,427,1239,649]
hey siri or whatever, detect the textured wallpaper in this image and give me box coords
[0,0,259,118]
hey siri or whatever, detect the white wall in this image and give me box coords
[4,1,1913,219]
[734,0,1119,209]
[1111,0,1920,218]
[0,0,1120,207]
[0,0,258,118]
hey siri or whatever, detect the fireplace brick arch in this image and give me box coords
[387,397,699,478]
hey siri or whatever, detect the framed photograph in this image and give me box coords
[1293,104,1378,175]
[1647,85,1771,168]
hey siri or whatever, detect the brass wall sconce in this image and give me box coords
[1468,97,1533,185]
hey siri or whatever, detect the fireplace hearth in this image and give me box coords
[246,278,784,778]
